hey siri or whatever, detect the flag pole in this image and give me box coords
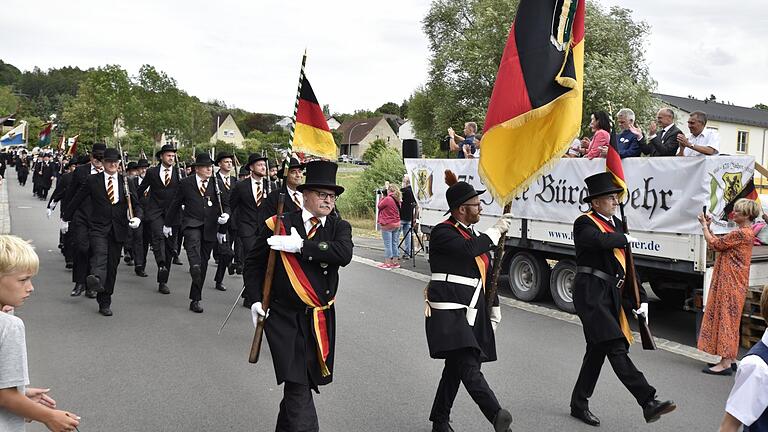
[487,202,511,312]
[288,49,308,151]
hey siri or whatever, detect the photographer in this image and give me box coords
[448,122,478,159]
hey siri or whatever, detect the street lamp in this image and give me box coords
[346,122,368,159]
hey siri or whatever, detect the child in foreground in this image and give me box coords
[0,235,80,432]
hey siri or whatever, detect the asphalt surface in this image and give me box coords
[3,170,736,432]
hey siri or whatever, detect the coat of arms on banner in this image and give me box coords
[412,165,433,204]
[708,159,750,225]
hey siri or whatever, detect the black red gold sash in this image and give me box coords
[266,216,333,377]
[442,220,490,289]
[584,212,634,345]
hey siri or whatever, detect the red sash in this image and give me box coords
[441,220,490,289]
[266,216,334,377]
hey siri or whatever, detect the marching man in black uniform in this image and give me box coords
[163,153,229,313]
[37,152,55,200]
[569,172,675,427]
[261,156,305,220]
[47,156,81,269]
[244,160,353,432]
[137,144,181,295]
[130,158,152,277]
[212,151,237,291]
[425,171,513,432]
[63,148,142,316]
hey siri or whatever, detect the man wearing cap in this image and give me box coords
[425,171,513,432]
[229,153,276,304]
[244,160,353,432]
[62,144,107,297]
[163,153,230,313]
[47,156,81,269]
[63,148,142,316]
[569,172,675,427]
[212,151,237,291]
[137,144,182,295]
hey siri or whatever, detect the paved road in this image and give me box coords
[3,171,736,431]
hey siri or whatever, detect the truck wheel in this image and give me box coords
[550,259,577,313]
[507,252,550,301]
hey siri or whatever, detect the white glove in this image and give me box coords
[267,227,304,253]
[217,232,227,244]
[46,208,53,218]
[625,234,639,244]
[633,302,649,325]
[483,214,512,246]
[217,212,230,225]
[251,302,269,328]
[162,225,173,238]
[490,306,501,332]
[60,220,69,234]
[128,217,141,229]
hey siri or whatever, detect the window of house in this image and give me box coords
[737,130,749,153]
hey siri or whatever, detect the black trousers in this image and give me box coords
[275,381,319,432]
[61,231,73,264]
[430,348,501,424]
[233,231,242,265]
[71,221,91,284]
[571,338,656,411]
[213,233,234,283]
[89,232,122,308]
[183,227,214,301]
[148,217,174,283]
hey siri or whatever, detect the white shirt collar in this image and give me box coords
[196,174,209,186]
[595,211,614,224]
[302,209,326,227]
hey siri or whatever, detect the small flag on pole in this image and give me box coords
[67,135,79,156]
[0,122,26,146]
[606,144,627,200]
[38,122,53,146]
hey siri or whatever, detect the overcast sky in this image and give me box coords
[3,0,766,115]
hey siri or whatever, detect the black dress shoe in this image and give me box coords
[173,257,183,265]
[190,265,202,287]
[158,283,170,295]
[215,282,227,291]
[228,263,236,276]
[85,289,97,299]
[235,264,243,275]
[70,283,85,297]
[431,421,455,432]
[570,408,600,427]
[493,408,513,432]
[707,362,738,371]
[134,267,148,277]
[65,261,73,269]
[86,274,104,293]
[643,399,676,423]
[189,301,204,313]
[98,308,113,316]
[702,367,732,376]
[157,265,169,282]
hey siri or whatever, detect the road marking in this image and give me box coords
[17,206,31,209]
[351,255,719,364]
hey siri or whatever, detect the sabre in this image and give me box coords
[217,285,247,335]
[117,142,134,219]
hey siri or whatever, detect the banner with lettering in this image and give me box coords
[405,156,755,235]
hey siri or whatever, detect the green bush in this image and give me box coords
[338,148,404,218]
[361,138,387,164]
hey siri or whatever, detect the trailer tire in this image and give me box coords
[550,259,577,313]
[507,252,550,301]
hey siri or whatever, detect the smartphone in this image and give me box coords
[702,205,707,215]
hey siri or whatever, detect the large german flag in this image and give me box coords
[292,76,336,159]
[480,0,584,204]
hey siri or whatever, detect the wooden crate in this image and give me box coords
[741,312,766,349]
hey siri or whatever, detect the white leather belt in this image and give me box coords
[427,273,483,326]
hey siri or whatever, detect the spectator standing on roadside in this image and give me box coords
[615,108,644,158]
[677,111,719,156]
[448,122,478,159]
[584,111,612,160]
[718,285,768,431]
[377,184,401,269]
[642,108,683,156]
[399,174,417,259]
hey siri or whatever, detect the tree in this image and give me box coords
[133,64,187,144]
[0,86,19,114]
[0,60,21,87]
[376,102,401,116]
[411,0,656,149]
[361,138,388,164]
[754,103,768,111]
[338,148,405,217]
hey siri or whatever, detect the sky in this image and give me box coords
[3,0,767,115]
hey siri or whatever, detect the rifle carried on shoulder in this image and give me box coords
[249,193,286,363]
[620,204,656,350]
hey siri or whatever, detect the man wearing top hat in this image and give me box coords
[425,170,513,432]
[62,143,107,297]
[137,144,182,295]
[230,164,252,275]
[244,160,353,432]
[129,158,152,277]
[122,161,140,267]
[229,153,276,304]
[63,148,142,316]
[569,172,675,427]
[36,152,56,200]
[47,155,82,269]
[260,156,305,223]
[211,151,237,291]
[163,153,230,313]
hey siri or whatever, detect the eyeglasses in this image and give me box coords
[313,190,337,201]
[461,203,481,208]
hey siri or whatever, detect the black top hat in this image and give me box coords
[65,158,78,169]
[247,153,268,166]
[136,158,150,168]
[582,172,624,203]
[155,144,177,159]
[280,157,304,179]
[127,161,138,170]
[92,143,107,154]
[102,148,121,162]
[296,160,344,195]
[445,182,485,214]
[238,165,250,176]
[190,152,215,167]
[215,151,234,164]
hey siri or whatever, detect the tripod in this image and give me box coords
[398,205,424,268]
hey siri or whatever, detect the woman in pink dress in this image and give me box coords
[583,111,612,160]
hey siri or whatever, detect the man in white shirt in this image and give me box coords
[677,111,719,157]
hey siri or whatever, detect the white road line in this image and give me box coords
[351,255,719,364]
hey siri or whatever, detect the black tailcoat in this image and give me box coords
[48,171,73,217]
[229,176,276,237]
[572,212,647,344]
[62,163,99,225]
[426,218,498,362]
[164,175,228,241]
[137,164,182,225]
[243,210,353,389]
